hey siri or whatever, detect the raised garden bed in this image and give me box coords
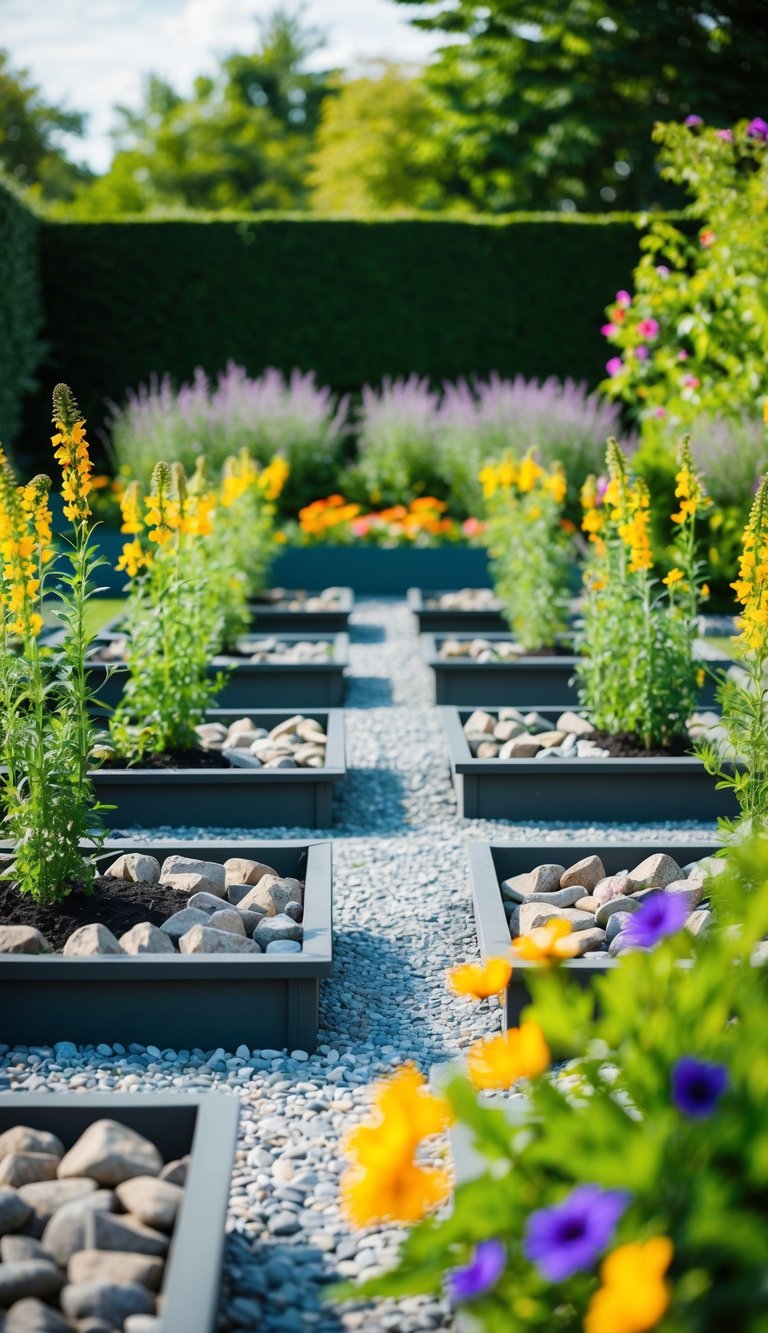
[425,634,730,707]
[92,709,345,829]
[0,1093,238,1333]
[469,840,720,1025]
[84,633,349,711]
[407,588,507,634]
[272,544,492,594]
[248,586,353,633]
[442,705,736,821]
[0,838,332,1050]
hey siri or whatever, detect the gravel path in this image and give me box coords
[0,597,719,1332]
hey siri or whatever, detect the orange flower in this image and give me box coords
[513,918,580,964]
[466,1022,550,1090]
[449,957,513,1000]
[585,1238,673,1333]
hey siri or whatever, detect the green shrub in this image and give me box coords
[0,178,44,447]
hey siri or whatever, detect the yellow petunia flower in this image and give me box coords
[466,1021,550,1090]
[584,1237,673,1333]
[512,918,579,964]
[448,957,513,1000]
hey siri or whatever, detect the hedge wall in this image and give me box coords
[0,178,44,449]
[28,213,642,449]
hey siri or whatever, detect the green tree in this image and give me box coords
[309,62,461,214]
[0,49,90,201]
[393,0,768,212]
[65,7,333,217]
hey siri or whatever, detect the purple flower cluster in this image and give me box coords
[524,1185,629,1281]
[623,891,689,949]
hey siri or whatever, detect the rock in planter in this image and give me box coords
[265,940,302,954]
[206,909,245,937]
[253,915,303,949]
[593,873,634,906]
[628,853,683,890]
[0,1189,33,1236]
[595,896,641,928]
[159,908,211,944]
[0,1259,64,1307]
[1,1237,50,1263]
[58,1121,162,1187]
[0,927,49,956]
[238,875,304,917]
[4,1295,72,1330]
[556,711,594,736]
[42,1191,116,1266]
[118,923,176,956]
[62,925,123,957]
[0,1131,63,1163]
[60,1280,155,1326]
[104,854,161,886]
[159,856,227,898]
[68,1248,164,1290]
[501,864,565,902]
[85,1210,169,1257]
[0,1155,60,1189]
[18,1179,98,1224]
[177,926,261,955]
[115,1177,183,1232]
[560,855,605,891]
[517,904,596,934]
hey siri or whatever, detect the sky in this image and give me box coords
[1,0,441,171]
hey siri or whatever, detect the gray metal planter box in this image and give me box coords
[469,840,719,1026]
[85,633,349,711]
[248,587,353,633]
[92,709,345,829]
[0,1094,237,1333]
[0,839,332,1051]
[442,706,737,822]
[425,635,728,707]
[272,545,492,594]
[407,588,507,634]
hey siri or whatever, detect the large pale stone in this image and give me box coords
[628,853,683,890]
[556,711,594,736]
[522,886,588,910]
[560,856,605,892]
[493,720,525,742]
[517,904,597,935]
[499,736,542,759]
[187,891,235,915]
[253,914,303,949]
[0,1155,60,1190]
[664,879,705,910]
[68,1248,164,1291]
[237,876,304,917]
[58,1121,162,1186]
[62,924,123,957]
[0,1188,32,1237]
[177,926,261,955]
[118,923,176,955]
[463,710,496,737]
[0,926,49,955]
[159,908,210,943]
[159,856,226,897]
[0,1261,64,1308]
[269,715,304,739]
[18,1179,97,1223]
[103,854,160,885]
[85,1211,169,1258]
[0,1130,62,1164]
[561,927,607,957]
[686,909,714,936]
[115,1177,183,1232]
[0,1237,49,1263]
[3,1296,71,1330]
[41,1192,116,1266]
[595,896,641,928]
[207,909,245,936]
[501,864,565,902]
[60,1280,155,1325]
[593,874,633,906]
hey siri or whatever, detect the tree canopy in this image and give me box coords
[0,50,91,201]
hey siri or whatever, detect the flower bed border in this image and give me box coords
[82,632,349,711]
[407,588,507,634]
[91,708,345,829]
[425,636,727,707]
[469,839,719,1026]
[248,586,354,633]
[0,1093,238,1333]
[0,838,332,1050]
[441,705,736,822]
[272,545,492,595]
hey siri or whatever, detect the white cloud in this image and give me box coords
[1,0,441,170]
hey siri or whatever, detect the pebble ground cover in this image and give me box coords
[0,598,719,1332]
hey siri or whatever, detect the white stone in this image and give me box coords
[177,925,261,955]
[118,923,175,955]
[103,854,161,885]
[58,1121,162,1186]
[159,856,226,897]
[556,711,594,736]
[62,924,123,956]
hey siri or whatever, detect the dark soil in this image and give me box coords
[0,876,187,952]
[99,749,227,771]
[585,729,692,759]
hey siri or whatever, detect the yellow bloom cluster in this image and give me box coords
[220,450,258,509]
[479,451,565,505]
[449,956,512,999]
[466,1021,550,1091]
[342,1065,451,1226]
[51,385,94,526]
[671,437,710,526]
[732,475,768,651]
[258,455,289,502]
[0,451,52,639]
[585,1237,673,1333]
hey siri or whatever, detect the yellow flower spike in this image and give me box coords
[448,957,513,1000]
[512,918,579,964]
[51,384,93,524]
[466,1021,550,1090]
[662,566,685,587]
[517,451,543,494]
[584,1237,674,1333]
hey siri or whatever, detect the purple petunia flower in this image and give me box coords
[684,114,703,128]
[449,1239,506,1301]
[624,891,689,949]
[747,117,768,142]
[634,345,649,361]
[524,1185,630,1282]
[672,1057,728,1118]
[605,357,623,377]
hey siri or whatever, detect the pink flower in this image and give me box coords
[637,318,660,340]
[684,114,703,128]
[656,265,670,276]
[677,349,690,361]
[716,129,734,142]
[634,346,649,361]
[683,375,700,389]
[615,290,631,309]
[601,322,618,337]
[654,407,667,419]
[462,517,483,537]
[605,357,623,377]
[351,517,372,537]
[747,117,768,142]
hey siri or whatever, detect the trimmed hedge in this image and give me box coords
[28,213,643,451]
[0,178,44,449]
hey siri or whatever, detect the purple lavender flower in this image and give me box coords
[449,1239,506,1301]
[623,891,689,949]
[684,114,704,128]
[524,1185,629,1282]
[747,117,768,142]
[672,1057,728,1117]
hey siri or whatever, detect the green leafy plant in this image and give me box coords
[334,834,768,1332]
[479,451,573,652]
[577,437,709,749]
[0,384,106,904]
